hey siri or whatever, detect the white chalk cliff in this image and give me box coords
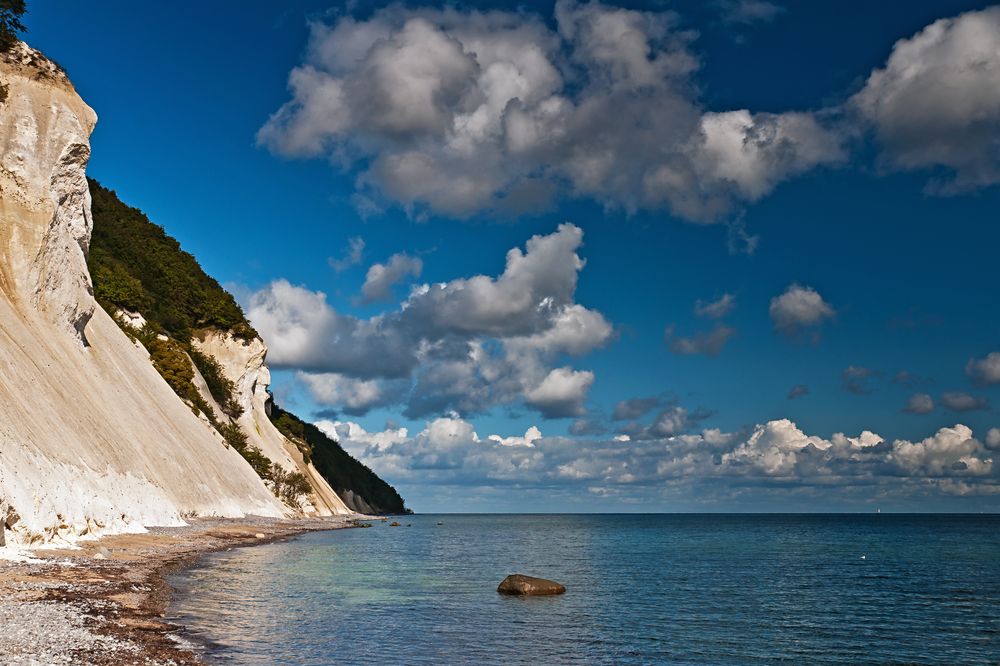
[0,44,323,546]
[192,330,352,517]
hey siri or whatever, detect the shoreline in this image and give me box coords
[0,516,367,664]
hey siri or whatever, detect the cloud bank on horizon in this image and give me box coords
[247,218,1000,508]
[245,1,1000,509]
[321,417,1000,508]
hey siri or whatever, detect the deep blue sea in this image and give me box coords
[167,514,1000,664]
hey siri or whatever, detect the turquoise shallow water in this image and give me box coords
[167,514,1000,664]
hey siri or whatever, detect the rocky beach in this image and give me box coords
[0,517,361,664]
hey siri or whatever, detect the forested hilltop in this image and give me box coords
[87,179,407,515]
[88,180,255,341]
[270,404,407,515]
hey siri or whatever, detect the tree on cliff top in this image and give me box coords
[0,1,27,53]
[270,403,408,514]
[88,179,257,342]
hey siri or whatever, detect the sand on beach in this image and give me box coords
[0,516,362,665]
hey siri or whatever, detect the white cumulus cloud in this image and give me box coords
[249,224,610,419]
[360,252,423,303]
[297,372,407,416]
[853,6,1000,192]
[488,426,543,448]
[768,283,835,336]
[966,352,1000,386]
[903,393,935,415]
[327,416,1000,503]
[259,1,843,222]
[890,424,993,476]
[524,367,595,418]
[940,391,989,413]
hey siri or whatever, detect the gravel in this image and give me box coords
[0,516,360,665]
[0,597,140,664]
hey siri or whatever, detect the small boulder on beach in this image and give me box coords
[497,574,566,596]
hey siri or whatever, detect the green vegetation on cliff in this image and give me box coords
[0,0,28,103]
[270,404,407,514]
[0,1,27,53]
[88,179,407,514]
[187,346,243,419]
[115,321,309,505]
[88,179,256,342]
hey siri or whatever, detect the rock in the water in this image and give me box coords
[389,521,401,527]
[497,574,566,596]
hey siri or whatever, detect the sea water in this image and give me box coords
[167,514,1000,664]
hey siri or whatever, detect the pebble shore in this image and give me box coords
[0,516,361,664]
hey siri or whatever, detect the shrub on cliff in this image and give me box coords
[93,263,149,313]
[119,323,214,421]
[0,1,26,53]
[268,467,312,505]
[217,423,310,505]
[271,410,305,440]
[188,347,243,419]
[146,335,195,401]
[218,422,270,477]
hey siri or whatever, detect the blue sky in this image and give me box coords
[26,1,1000,511]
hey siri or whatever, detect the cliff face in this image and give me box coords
[192,330,352,516]
[267,403,408,515]
[0,44,95,341]
[0,44,286,546]
[86,179,407,516]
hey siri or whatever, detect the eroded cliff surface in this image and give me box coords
[193,330,353,516]
[85,168,407,517]
[0,44,286,546]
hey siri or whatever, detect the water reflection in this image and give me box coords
[169,514,1000,665]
